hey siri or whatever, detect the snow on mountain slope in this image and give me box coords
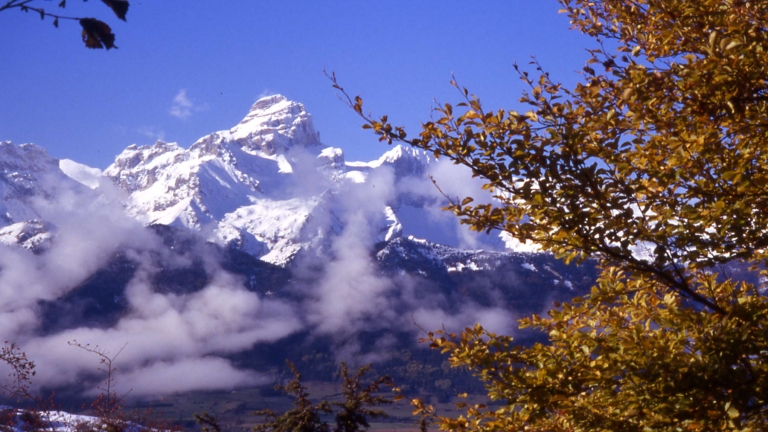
[86,94,527,265]
[102,96,357,265]
[0,407,155,431]
[230,94,322,154]
[347,144,431,177]
[104,139,261,227]
[0,219,53,251]
[215,192,343,265]
[0,142,91,232]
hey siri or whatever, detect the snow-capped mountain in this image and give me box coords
[0,142,100,256]
[0,95,522,268]
[99,95,438,266]
[229,94,322,154]
[0,95,591,400]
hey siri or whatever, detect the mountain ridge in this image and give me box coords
[2,95,533,267]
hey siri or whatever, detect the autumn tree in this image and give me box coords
[333,0,768,429]
[0,0,129,49]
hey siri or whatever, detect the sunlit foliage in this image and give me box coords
[332,0,768,429]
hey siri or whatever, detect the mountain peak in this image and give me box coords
[230,94,321,155]
[249,94,289,111]
[369,144,431,177]
[0,141,59,173]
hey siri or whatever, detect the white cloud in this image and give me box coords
[392,158,505,250]
[112,357,266,395]
[412,305,517,336]
[18,262,302,395]
[169,89,207,120]
[0,177,302,396]
[305,167,399,335]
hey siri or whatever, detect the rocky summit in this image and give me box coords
[96,94,484,266]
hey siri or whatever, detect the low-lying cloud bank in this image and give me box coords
[0,150,521,397]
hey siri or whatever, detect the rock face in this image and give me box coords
[0,142,88,227]
[230,94,321,154]
[0,219,53,252]
[100,97,337,266]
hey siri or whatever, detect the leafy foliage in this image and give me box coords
[79,17,116,50]
[0,0,128,49]
[331,0,768,429]
[430,271,768,431]
[252,361,397,432]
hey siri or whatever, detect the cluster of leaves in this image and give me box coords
[332,0,768,429]
[0,0,129,49]
[251,361,398,432]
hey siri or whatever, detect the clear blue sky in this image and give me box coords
[0,0,593,169]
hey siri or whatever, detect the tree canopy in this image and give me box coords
[334,0,768,429]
